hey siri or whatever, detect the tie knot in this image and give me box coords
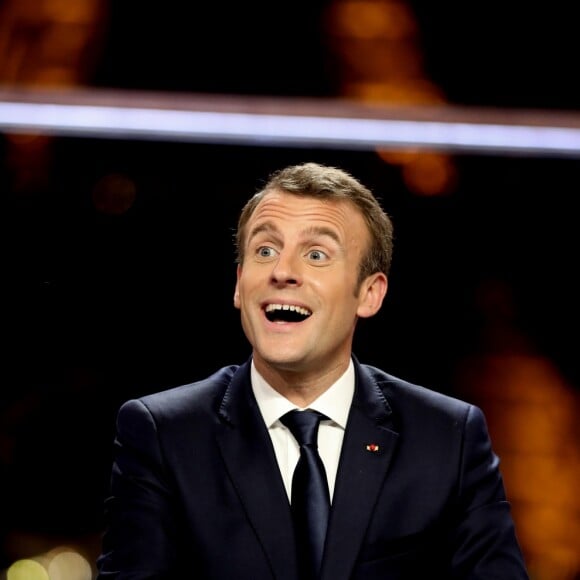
[280,409,325,447]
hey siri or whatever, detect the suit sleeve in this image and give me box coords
[96,399,182,579]
[450,404,529,579]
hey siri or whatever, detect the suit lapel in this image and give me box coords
[321,362,400,580]
[216,361,299,580]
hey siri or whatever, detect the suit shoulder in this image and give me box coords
[360,363,475,421]
[120,364,241,418]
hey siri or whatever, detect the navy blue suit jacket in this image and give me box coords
[96,357,529,579]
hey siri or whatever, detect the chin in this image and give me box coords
[259,349,308,369]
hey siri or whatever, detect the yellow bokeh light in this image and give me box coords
[7,559,49,580]
[47,548,92,580]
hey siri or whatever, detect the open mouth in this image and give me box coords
[264,304,312,323]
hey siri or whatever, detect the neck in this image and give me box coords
[252,354,351,407]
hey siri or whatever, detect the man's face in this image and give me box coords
[234,190,387,377]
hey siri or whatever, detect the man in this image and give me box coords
[96,162,529,579]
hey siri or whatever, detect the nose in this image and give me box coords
[270,250,302,287]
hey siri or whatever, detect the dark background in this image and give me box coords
[2,0,579,571]
[93,1,580,109]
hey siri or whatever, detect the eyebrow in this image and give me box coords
[247,222,341,246]
[247,222,278,244]
[302,225,341,245]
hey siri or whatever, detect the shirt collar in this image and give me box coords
[251,358,354,429]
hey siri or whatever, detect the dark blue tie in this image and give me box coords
[281,409,330,580]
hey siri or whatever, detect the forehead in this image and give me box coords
[248,190,365,233]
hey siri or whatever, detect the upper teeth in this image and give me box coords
[265,304,311,316]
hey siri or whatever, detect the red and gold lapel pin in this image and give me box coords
[366,443,380,452]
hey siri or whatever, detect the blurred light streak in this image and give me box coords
[1,88,580,158]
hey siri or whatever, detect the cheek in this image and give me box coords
[234,276,254,306]
[325,285,359,312]
[311,271,357,297]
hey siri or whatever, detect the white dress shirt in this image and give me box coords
[251,359,355,503]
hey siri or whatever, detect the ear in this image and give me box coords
[356,272,388,318]
[233,265,242,309]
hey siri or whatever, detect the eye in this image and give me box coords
[257,246,277,258]
[307,249,328,262]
